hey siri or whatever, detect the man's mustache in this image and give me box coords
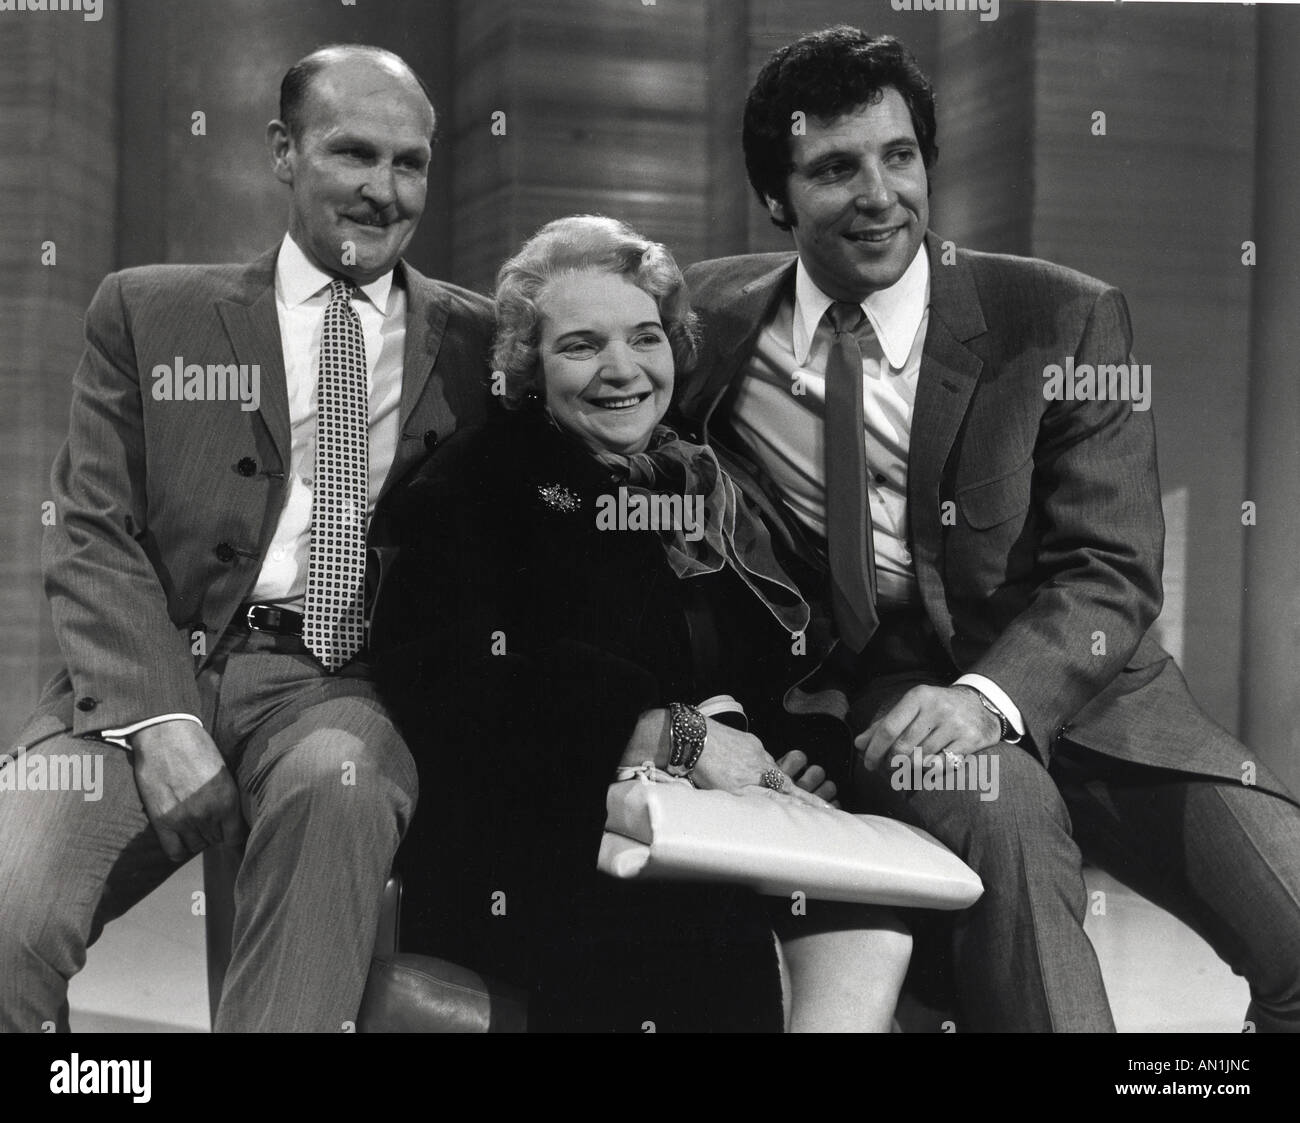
[341,207,401,227]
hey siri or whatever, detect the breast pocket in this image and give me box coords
[956,457,1033,529]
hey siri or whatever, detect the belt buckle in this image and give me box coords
[245,605,263,632]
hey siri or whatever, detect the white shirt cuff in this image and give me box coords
[99,713,204,750]
[954,675,1024,742]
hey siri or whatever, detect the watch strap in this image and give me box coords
[956,685,1010,743]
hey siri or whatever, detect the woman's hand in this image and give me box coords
[619,710,831,807]
[619,709,777,788]
[775,750,839,808]
[690,719,776,793]
[694,721,830,808]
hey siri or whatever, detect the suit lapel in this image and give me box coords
[909,234,986,631]
[685,258,796,439]
[396,261,449,436]
[215,248,290,468]
[213,253,453,487]
[368,261,453,500]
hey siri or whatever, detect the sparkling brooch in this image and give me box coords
[537,483,581,513]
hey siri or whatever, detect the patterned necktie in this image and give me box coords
[304,278,369,671]
[823,301,879,652]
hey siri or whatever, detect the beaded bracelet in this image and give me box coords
[666,702,707,776]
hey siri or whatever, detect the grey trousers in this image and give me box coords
[859,739,1300,1032]
[0,631,418,1032]
[838,610,1300,1032]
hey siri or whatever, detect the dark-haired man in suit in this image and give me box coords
[0,44,493,1031]
[680,26,1300,1032]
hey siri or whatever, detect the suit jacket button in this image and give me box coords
[237,457,257,477]
[214,542,237,563]
[423,430,439,451]
[76,697,97,712]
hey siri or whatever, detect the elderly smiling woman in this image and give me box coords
[371,215,911,1032]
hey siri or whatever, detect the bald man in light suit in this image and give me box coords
[0,45,493,1031]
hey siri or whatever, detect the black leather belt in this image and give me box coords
[236,604,304,636]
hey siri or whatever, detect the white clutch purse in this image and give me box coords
[598,763,983,910]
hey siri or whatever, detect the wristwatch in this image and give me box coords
[955,685,1017,744]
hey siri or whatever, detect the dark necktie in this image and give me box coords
[304,278,369,671]
[823,301,879,652]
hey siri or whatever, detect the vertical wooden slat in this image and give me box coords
[450,0,711,292]
[1031,4,1256,731]
[703,0,751,260]
[0,14,120,746]
[1241,5,1300,794]
[929,5,1036,253]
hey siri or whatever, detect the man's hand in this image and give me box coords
[855,685,1001,773]
[776,750,839,807]
[130,720,245,861]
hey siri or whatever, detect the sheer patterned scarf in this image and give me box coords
[592,425,810,637]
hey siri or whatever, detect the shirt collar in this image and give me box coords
[792,243,930,369]
[275,232,396,314]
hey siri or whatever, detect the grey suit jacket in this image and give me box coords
[23,246,494,743]
[680,233,1286,795]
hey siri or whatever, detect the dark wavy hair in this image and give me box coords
[492,215,699,410]
[279,44,436,141]
[743,28,938,230]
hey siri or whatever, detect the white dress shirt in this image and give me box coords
[251,233,406,606]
